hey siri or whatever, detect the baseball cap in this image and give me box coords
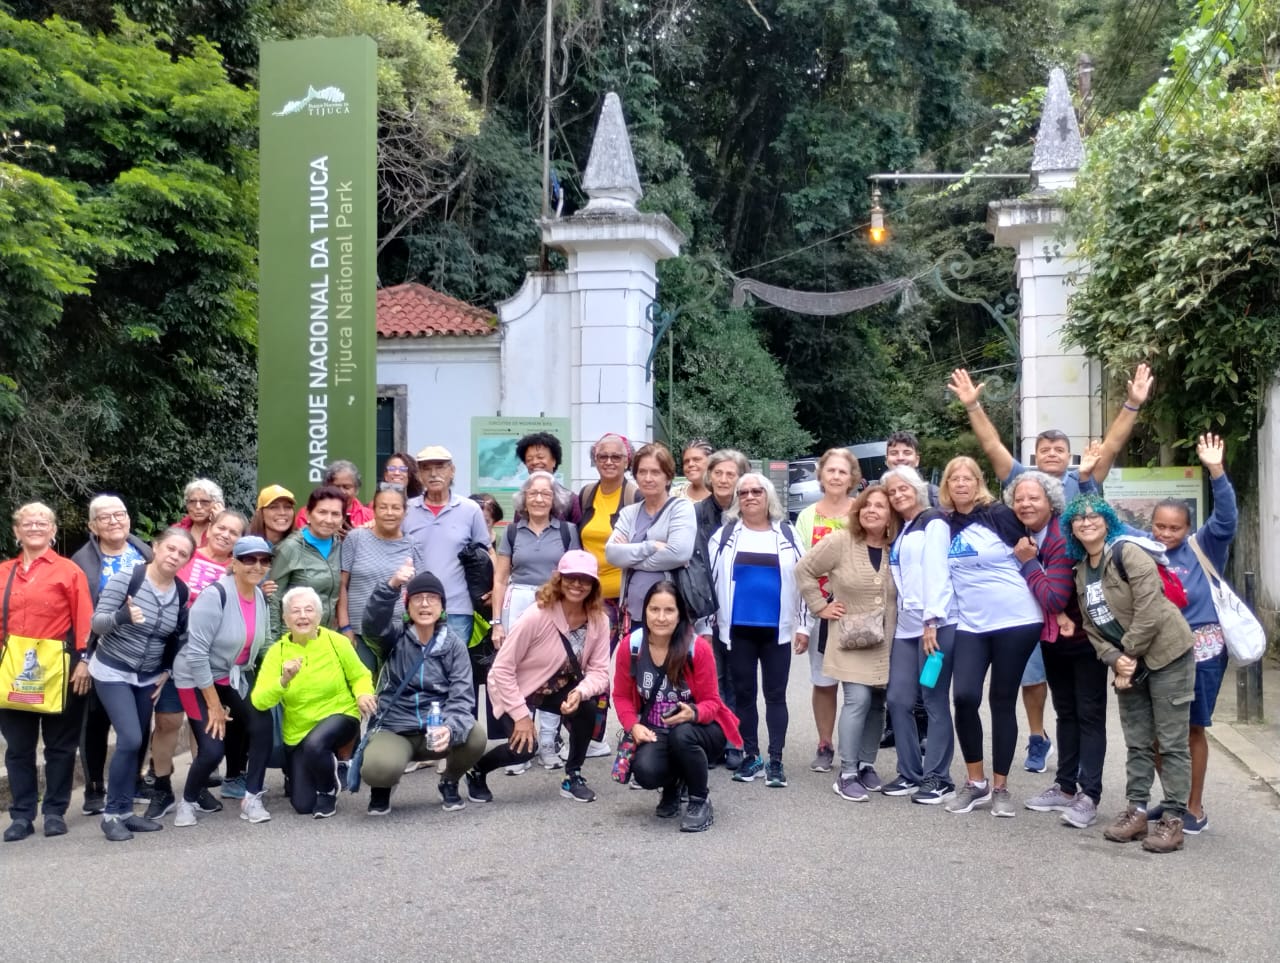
[415,445,453,463]
[557,550,599,581]
[256,484,296,510]
[232,535,274,559]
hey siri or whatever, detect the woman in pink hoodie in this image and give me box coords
[466,551,610,804]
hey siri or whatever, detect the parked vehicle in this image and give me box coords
[787,442,888,519]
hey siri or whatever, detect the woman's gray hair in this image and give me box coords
[723,472,785,523]
[281,586,323,627]
[707,448,751,477]
[512,470,569,519]
[184,477,224,505]
[1002,470,1066,515]
[880,465,929,513]
[325,459,362,487]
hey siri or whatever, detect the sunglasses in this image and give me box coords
[239,555,272,567]
[384,465,409,475]
[738,487,766,498]
[595,453,626,462]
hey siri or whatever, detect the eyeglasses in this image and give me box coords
[1073,512,1104,524]
[525,490,553,500]
[186,498,213,507]
[239,555,272,567]
[738,487,766,498]
[595,453,626,462]
[384,465,409,475]
[96,511,128,523]
[17,520,52,531]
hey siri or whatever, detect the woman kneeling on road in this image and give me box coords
[359,566,487,816]
[251,587,376,818]
[613,581,741,832]
[467,551,610,805]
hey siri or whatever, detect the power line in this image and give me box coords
[1082,0,1170,128]
[1152,0,1251,139]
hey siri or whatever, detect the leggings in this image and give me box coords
[886,627,956,783]
[80,688,113,789]
[837,683,886,776]
[475,682,597,774]
[728,630,792,760]
[284,713,360,815]
[952,623,1043,775]
[94,679,156,817]
[1042,642,1109,803]
[181,685,274,801]
[632,722,726,799]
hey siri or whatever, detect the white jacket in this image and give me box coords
[707,519,804,647]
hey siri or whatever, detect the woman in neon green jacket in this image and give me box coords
[252,586,376,818]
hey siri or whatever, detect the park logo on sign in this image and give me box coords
[272,85,351,118]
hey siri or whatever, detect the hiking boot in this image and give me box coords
[367,787,392,817]
[1142,814,1185,853]
[991,787,1016,818]
[1103,805,1149,843]
[466,769,494,803]
[732,754,764,782]
[439,778,466,812]
[833,773,868,802]
[560,771,596,803]
[1061,793,1098,829]
[945,782,993,814]
[809,743,835,772]
[857,766,883,793]
[764,759,788,788]
[313,792,338,819]
[174,799,198,828]
[680,797,714,833]
[240,791,271,823]
[1025,784,1075,812]
[1024,733,1054,773]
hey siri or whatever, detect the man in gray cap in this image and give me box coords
[402,444,491,641]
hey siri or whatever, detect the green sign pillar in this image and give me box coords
[257,37,377,502]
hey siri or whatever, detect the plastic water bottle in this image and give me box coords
[919,651,944,689]
[427,700,443,728]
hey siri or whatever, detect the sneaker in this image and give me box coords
[145,789,176,820]
[465,769,493,803]
[833,773,869,801]
[732,754,765,782]
[123,814,163,833]
[336,760,349,792]
[205,769,224,788]
[1182,810,1208,835]
[945,781,993,814]
[680,796,714,832]
[991,787,1016,817]
[1141,814,1185,853]
[367,787,392,817]
[879,725,896,749]
[1061,793,1097,829]
[82,785,106,816]
[585,739,612,759]
[1026,784,1075,812]
[439,779,466,812]
[101,815,133,842]
[313,793,337,819]
[655,785,682,819]
[42,814,67,837]
[911,776,956,805]
[857,766,883,793]
[764,759,788,788]
[194,789,224,814]
[1145,803,1165,821]
[1024,733,1054,773]
[1103,805,1149,843]
[809,744,835,772]
[504,761,532,775]
[220,775,247,800]
[723,747,745,772]
[240,791,271,823]
[560,771,596,803]
[537,748,563,770]
[174,799,198,828]
[882,775,919,797]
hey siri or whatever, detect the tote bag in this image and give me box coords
[1187,536,1266,664]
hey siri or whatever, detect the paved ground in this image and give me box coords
[2,659,1278,963]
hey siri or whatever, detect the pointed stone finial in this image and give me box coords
[580,92,643,212]
[1031,68,1084,190]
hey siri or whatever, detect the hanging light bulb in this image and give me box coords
[869,187,886,244]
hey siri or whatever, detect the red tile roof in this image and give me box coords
[376,282,496,338]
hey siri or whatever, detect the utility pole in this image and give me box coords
[541,0,553,221]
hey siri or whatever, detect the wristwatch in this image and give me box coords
[491,618,502,626]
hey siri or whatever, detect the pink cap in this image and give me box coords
[557,550,599,581]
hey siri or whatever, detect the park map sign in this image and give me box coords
[257,37,377,502]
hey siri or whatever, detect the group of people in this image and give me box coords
[0,363,1246,849]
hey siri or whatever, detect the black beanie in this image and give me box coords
[405,571,446,602]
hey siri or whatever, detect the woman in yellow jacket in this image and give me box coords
[252,586,376,818]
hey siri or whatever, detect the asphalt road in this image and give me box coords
[2,664,1277,963]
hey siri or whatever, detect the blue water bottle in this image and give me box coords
[427,700,443,728]
[919,651,944,689]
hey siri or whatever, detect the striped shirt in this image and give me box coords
[90,567,185,673]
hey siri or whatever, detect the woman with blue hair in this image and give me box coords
[1062,493,1195,854]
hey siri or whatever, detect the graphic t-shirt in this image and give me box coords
[178,551,230,604]
[1084,562,1125,647]
[99,544,146,593]
[638,644,693,729]
[809,512,846,597]
[730,527,782,629]
[947,524,1041,631]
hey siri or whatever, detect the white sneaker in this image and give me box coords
[240,791,271,824]
[558,742,570,763]
[586,739,613,759]
[174,799,197,828]
[504,761,532,775]
[537,748,563,770]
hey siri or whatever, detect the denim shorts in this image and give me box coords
[1190,646,1229,727]
[808,620,837,687]
[154,677,183,714]
[1020,643,1046,686]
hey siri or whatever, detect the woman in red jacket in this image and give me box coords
[613,580,741,833]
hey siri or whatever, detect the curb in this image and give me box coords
[1208,722,1280,800]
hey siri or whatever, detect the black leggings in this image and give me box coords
[632,722,726,799]
[728,629,791,760]
[284,714,360,814]
[952,623,1042,775]
[80,688,113,789]
[475,683,596,774]
[182,685,274,802]
[1042,642,1109,803]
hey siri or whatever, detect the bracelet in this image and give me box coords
[339,624,353,633]
[1123,402,1141,412]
